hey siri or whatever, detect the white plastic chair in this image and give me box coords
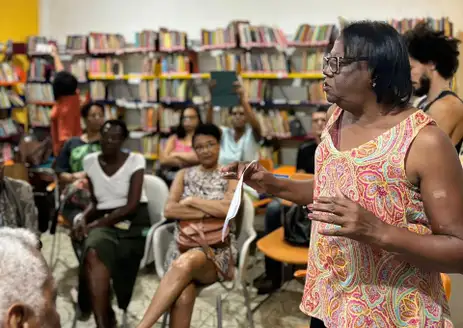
[154,193,257,328]
[139,175,169,269]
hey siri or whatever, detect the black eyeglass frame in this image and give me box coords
[323,56,369,74]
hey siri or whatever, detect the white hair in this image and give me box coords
[0,228,49,320]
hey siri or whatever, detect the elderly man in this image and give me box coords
[0,160,39,235]
[0,227,60,328]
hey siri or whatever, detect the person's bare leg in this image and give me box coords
[85,249,114,328]
[169,282,196,328]
[137,250,217,328]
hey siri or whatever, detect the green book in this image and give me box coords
[210,71,240,107]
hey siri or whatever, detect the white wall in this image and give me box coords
[39,0,463,43]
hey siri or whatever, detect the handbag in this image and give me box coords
[283,204,311,246]
[18,136,53,167]
[177,217,234,280]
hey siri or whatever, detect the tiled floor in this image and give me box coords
[41,231,309,328]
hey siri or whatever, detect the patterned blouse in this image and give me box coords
[300,107,453,327]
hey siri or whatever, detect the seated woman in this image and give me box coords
[138,124,237,328]
[158,106,202,186]
[72,119,150,327]
[55,101,104,223]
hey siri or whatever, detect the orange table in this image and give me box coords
[257,227,308,265]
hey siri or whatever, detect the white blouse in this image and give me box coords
[83,152,147,210]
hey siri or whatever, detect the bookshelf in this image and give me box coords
[43,16,452,166]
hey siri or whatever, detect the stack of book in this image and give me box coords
[134,30,158,50]
[27,36,50,55]
[307,81,326,103]
[139,80,157,102]
[237,23,288,48]
[159,29,187,52]
[240,53,287,73]
[290,24,335,46]
[201,25,237,50]
[256,109,291,138]
[160,54,190,74]
[66,35,87,54]
[25,84,54,103]
[159,80,188,102]
[88,33,125,54]
[0,63,18,83]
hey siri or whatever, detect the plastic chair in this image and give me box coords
[154,193,257,328]
[139,175,169,268]
[272,165,297,176]
[259,158,274,171]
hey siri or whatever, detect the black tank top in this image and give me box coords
[418,90,463,153]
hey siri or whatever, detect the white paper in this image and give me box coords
[222,160,257,241]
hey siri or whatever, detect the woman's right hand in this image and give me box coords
[220,161,268,193]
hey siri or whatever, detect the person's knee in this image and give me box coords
[170,250,207,277]
[174,284,196,308]
[264,200,283,232]
[84,248,102,268]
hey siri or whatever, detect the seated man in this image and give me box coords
[0,160,39,236]
[255,108,327,294]
[0,227,60,328]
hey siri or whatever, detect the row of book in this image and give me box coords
[140,81,157,102]
[0,88,25,109]
[28,104,51,127]
[240,53,287,73]
[135,30,158,50]
[291,25,335,46]
[66,35,87,53]
[25,84,54,103]
[201,25,237,50]
[388,17,453,36]
[89,81,106,101]
[237,23,288,48]
[140,134,159,155]
[0,118,20,138]
[160,55,190,74]
[158,80,189,102]
[159,30,187,52]
[88,58,124,76]
[291,50,324,73]
[89,33,125,54]
[29,58,50,81]
[70,59,87,82]
[0,63,18,83]
[0,143,14,162]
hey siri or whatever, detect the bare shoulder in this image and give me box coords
[429,96,463,117]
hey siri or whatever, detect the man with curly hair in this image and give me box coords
[405,23,463,152]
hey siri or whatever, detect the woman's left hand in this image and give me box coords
[308,186,388,244]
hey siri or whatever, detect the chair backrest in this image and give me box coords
[273,165,296,176]
[259,158,274,171]
[290,173,314,181]
[143,175,169,225]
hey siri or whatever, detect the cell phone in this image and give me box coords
[273,174,290,179]
[210,71,240,107]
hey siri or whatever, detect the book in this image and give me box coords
[25,83,54,103]
[210,71,239,107]
[201,24,237,50]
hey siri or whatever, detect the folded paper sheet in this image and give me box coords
[222,160,256,241]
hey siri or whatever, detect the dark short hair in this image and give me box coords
[81,102,105,118]
[342,21,412,108]
[315,107,328,113]
[52,71,78,99]
[404,23,460,79]
[192,123,222,145]
[100,119,129,139]
[176,106,203,139]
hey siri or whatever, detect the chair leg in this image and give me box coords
[71,303,78,328]
[216,295,223,328]
[48,231,57,267]
[121,310,128,328]
[242,281,255,328]
[161,312,169,328]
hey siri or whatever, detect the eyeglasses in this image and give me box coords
[194,142,217,153]
[183,115,198,122]
[231,112,245,117]
[323,56,369,75]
